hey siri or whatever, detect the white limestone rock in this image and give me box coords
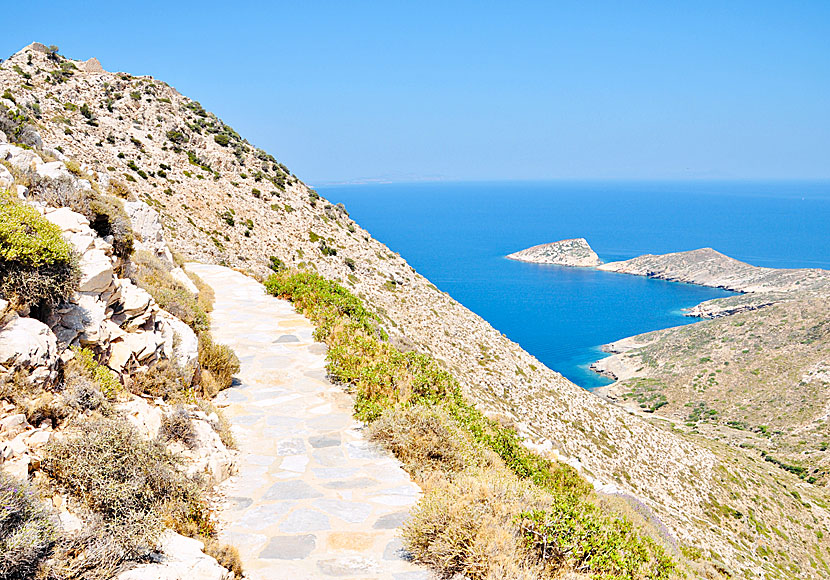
[36,161,69,181]
[179,417,235,485]
[79,249,114,293]
[116,530,232,580]
[43,207,90,234]
[118,395,163,440]
[0,144,42,171]
[159,311,198,369]
[170,267,199,296]
[0,317,58,385]
[0,163,12,188]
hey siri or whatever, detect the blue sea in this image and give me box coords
[321,181,830,388]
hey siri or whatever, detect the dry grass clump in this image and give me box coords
[42,416,210,559]
[204,539,244,578]
[127,251,209,333]
[160,406,197,448]
[198,333,239,392]
[130,359,190,400]
[404,470,547,580]
[0,468,58,580]
[367,405,489,479]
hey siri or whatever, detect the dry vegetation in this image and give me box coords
[267,270,679,580]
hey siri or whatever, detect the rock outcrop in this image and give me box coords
[507,238,601,267]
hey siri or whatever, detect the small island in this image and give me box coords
[506,238,601,267]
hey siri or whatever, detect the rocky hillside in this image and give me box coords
[593,248,830,489]
[0,138,239,576]
[598,247,830,293]
[506,238,602,267]
[3,43,830,578]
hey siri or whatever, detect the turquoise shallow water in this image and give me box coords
[320,180,830,388]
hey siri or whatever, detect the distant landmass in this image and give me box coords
[506,238,601,267]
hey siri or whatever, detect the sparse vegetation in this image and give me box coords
[0,468,58,580]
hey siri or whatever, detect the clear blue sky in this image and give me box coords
[3,1,828,184]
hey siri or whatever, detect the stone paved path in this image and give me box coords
[187,264,431,580]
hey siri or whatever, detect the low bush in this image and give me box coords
[130,358,190,400]
[0,469,58,580]
[160,406,197,448]
[367,405,488,479]
[404,471,546,579]
[42,416,210,558]
[71,347,121,400]
[0,197,80,309]
[198,333,239,391]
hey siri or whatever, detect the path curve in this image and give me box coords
[187,264,431,580]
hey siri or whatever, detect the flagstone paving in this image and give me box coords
[187,264,432,580]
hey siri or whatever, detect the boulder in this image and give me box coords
[79,249,114,293]
[83,57,104,73]
[0,130,7,144]
[182,418,235,485]
[43,207,90,233]
[0,163,12,188]
[0,316,58,385]
[124,200,165,244]
[119,395,163,439]
[36,161,69,181]
[158,311,198,368]
[109,331,163,371]
[116,530,232,580]
[124,200,174,266]
[0,414,28,438]
[0,144,42,172]
[118,279,153,318]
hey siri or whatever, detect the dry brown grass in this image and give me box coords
[197,333,239,391]
[404,470,547,580]
[367,405,490,480]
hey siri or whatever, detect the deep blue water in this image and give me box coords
[320,181,830,388]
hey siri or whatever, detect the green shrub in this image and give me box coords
[42,417,210,558]
[213,134,229,147]
[198,333,239,391]
[519,500,676,579]
[0,468,58,580]
[0,198,80,308]
[72,347,121,400]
